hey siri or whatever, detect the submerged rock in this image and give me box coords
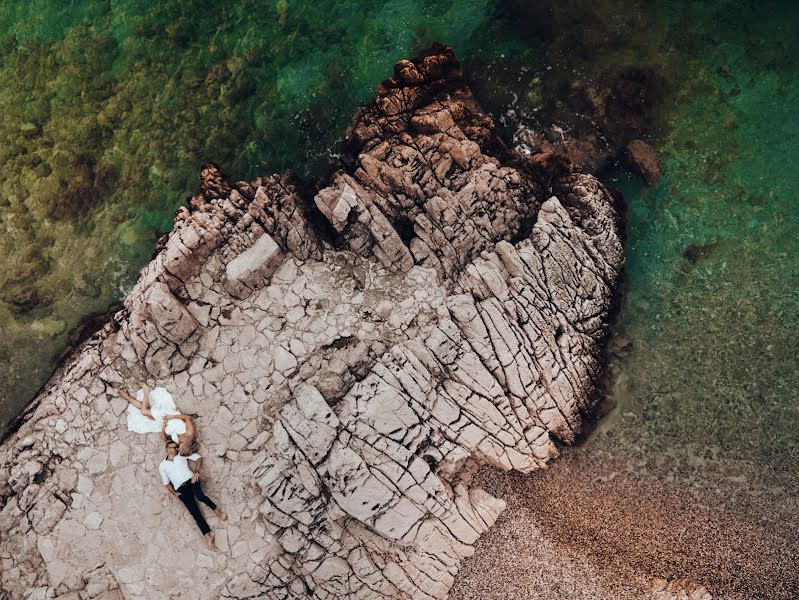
[0,45,623,599]
[625,139,661,186]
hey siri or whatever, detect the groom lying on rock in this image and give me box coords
[159,440,227,549]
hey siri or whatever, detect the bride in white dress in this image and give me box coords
[116,383,196,455]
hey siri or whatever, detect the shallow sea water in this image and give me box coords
[0,0,497,427]
[1,0,797,504]
[598,2,799,489]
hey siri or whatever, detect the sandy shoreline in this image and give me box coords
[450,444,799,599]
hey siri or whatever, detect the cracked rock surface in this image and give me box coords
[0,45,623,600]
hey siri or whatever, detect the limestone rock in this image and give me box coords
[223,232,284,299]
[0,45,623,600]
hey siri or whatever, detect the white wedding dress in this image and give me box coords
[125,387,186,442]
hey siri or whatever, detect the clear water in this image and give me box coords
[598,2,799,489]
[0,0,797,501]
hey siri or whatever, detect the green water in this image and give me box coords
[1,0,797,498]
[598,2,799,489]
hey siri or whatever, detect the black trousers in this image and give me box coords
[177,480,217,535]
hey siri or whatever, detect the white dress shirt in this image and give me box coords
[159,453,201,489]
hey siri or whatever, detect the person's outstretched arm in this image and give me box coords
[184,415,195,439]
[161,418,169,444]
[191,456,203,483]
[160,464,180,497]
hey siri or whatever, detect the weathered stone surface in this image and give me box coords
[0,45,623,600]
[223,232,284,299]
[651,577,713,600]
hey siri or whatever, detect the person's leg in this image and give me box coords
[192,481,227,521]
[139,388,154,418]
[121,391,153,419]
[191,481,216,509]
[178,483,211,536]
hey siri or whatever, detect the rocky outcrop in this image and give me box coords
[0,45,623,599]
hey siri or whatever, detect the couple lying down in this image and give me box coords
[116,383,227,549]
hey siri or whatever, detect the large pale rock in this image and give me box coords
[0,45,623,600]
[141,282,199,345]
[124,281,201,377]
[223,232,284,299]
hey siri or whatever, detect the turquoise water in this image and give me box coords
[599,3,799,487]
[0,0,797,496]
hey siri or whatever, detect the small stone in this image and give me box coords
[85,453,108,475]
[288,338,305,357]
[76,475,94,497]
[56,519,87,542]
[224,234,284,300]
[92,396,112,422]
[285,306,305,324]
[196,553,214,569]
[84,512,103,530]
[37,537,56,562]
[15,436,35,451]
[375,300,394,319]
[109,396,128,416]
[273,347,297,373]
[109,441,129,467]
[187,301,212,327]
[23,460,43,478]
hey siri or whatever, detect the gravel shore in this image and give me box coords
[451,444,799,599]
